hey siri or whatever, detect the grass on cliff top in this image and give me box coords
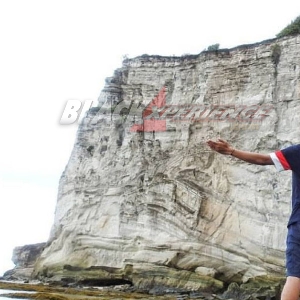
[277,15,300,38]
[0,281,176,300]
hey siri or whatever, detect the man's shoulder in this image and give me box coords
[282,144,300,153]
[281,144,300,168]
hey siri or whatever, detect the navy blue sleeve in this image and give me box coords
[281,144,300,172]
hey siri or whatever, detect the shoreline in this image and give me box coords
[0,280,183,300]
[0,277,285,300]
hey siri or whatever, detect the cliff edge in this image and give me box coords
[33,35,300,293]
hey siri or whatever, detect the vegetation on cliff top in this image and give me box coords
[277,15,300,38]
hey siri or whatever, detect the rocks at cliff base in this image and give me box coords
[4,242,46,280]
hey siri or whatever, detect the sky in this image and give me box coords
[0,0,300,276]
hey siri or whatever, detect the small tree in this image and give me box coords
[207,43,220,51]
[277,15,300,38]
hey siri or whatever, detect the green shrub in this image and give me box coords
[207,43,220,51]
[277,15,300,38]
[271,44,281,65]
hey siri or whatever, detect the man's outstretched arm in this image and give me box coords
[206,139,274,166]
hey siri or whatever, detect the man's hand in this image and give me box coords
[206,139,234,155]
[206,138,274,165]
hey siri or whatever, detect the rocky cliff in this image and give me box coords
[34,35,300,293]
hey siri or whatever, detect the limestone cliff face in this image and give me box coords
[35,36,300,291]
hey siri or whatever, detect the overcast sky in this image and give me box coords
[0,0,300,276]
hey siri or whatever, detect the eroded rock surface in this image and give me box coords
[34,35,300,292]
[4,243,46,280]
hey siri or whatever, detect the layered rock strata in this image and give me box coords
[34,35,300,292]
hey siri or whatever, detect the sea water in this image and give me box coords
[0,298,28,300]
[0,289,34,299]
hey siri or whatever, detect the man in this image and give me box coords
[206,138,300,300]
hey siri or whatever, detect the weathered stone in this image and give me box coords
[195,267,217,278]
[221,276,284,300]
[4,243,46,280]
[33,35,300,292]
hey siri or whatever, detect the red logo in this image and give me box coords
[130,87,166,132]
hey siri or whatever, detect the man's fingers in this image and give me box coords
[207,139,229,151]
[206,141,216,151]
[218,138,227,144]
